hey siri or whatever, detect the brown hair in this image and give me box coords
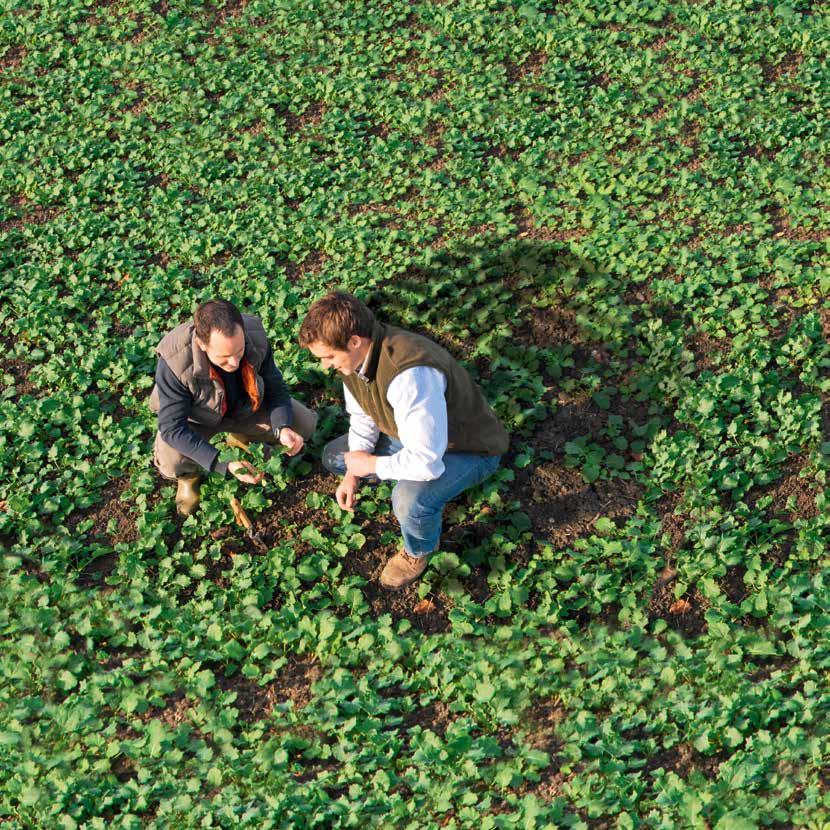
[298,291,375,350]
[194,299,244,343]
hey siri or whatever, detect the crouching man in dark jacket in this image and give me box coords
[150,299,317,516]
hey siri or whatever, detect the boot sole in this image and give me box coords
[379,572,427,591]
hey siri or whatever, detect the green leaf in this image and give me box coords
[475,681,496,703]
[715,814,758,830]
[594,517,615,535]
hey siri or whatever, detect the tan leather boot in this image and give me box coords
[380,550,429,590]
[175,475,201,517]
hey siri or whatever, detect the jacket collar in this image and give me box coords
[358,321,385,384]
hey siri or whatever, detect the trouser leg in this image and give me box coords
[321,433,402,479]
[392,454,502,556]
[226,398,318,446]
[153,399,317,479]
[153,426,216,480]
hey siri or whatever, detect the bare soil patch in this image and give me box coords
[67,478,138,546]
[219,654,322,718]
[761,52,804,83]
[526,696,566,756]
[527,306,582,347]
[1,45,25,71]
[505,50,547,83]
[519,459,642,549]
[648,576,708,637]
[394,698,452,741]
[139,691,193,729]
[645,741,725,779]
[746,456,819,523]
[2,358,36,397]
[687,331,732,374]
[0,205,62,233]
[257,469,336,538]
[655,490,686,555]
[274,100,326,134]
[280,249,328,284]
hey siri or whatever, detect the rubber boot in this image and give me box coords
[175,475,201,517]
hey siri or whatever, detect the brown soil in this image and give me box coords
[0,205,62,233]
[77,552,119,587]
[210,0,249,25]
[761,52,804,83]
[645,741,725,779]
[257,469,337,539]
[505,50,548,83]
[687,331,731,373]
[655,491,685,555]
[527,306,582,347]
[111,755,136,783]
[531,396,605,451]
[274,101,326,134]
[280,249,328,283]
[648,577,708,637]
[519,460,642,549]
[138,691,193,729]
[720,565,747,605]
[218,654,322,719]
[746,456,820,522]
[394,698,452,741]
[66,478,138,546]
[1,358,36,396]
[1,44,25,70]
[516,697,569,799]
[525,696,566,756]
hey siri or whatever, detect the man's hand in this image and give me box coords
[335,473,359,512]
[344,450,377,479]
[228,460,265,485]
[278,426,304,457]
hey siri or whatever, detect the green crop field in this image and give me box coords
[1,0,828,827]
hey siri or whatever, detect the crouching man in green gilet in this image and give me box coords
[299,292,508,590]
[149,299,317,516]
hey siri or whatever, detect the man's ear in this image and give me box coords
[195,336,207,352]
[348,335,363,350]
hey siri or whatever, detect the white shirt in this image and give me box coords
[344,365,448,482]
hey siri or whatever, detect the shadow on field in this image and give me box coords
[366,238,670,552]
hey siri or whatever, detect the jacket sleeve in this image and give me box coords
[155,358,227,475]
[260,344,293,434]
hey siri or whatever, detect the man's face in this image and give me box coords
[196,325,246,371]
[307,336,366,376]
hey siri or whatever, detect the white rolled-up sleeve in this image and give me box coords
[344,384,380,453]
[375,366,448,482]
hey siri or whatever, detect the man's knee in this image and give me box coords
[392,480,432,523]
[291,398,318,441]
[154,433,193,480]
[321,435,349,475]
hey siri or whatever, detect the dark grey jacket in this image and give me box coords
[149,315,292,474]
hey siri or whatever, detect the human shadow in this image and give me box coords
[363,237,676,552]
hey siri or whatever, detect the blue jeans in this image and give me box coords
[321,434,501,557]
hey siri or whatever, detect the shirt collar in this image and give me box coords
[356,347,372,383]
